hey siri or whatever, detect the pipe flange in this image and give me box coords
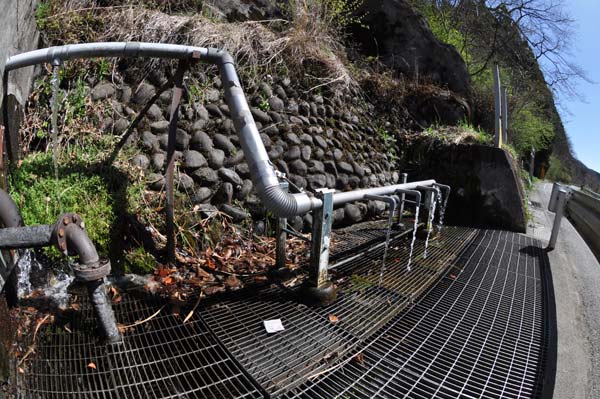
[73,259,111,282]
[53,213,84,256]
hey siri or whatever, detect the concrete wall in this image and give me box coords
[1,0,39,165]
[407,143,527,232]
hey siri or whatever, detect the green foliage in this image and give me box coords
[520,168,532,192]
[546,155,571,183]
[9,152,115,257]
[287,0,363,30]
[418,3,470,64]
[35,1,51,31]
[503,143,519,162]
[375,126,398,160]
[258,93,270,112]
[511,104,554,156]
[322,0,363,29]
[124,247,157,274]
[64,78,88,125]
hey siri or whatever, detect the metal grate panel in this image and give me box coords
[201,226,476,395]
[20,295,263,399]
[285,230,550,399]
[14,228,553,399]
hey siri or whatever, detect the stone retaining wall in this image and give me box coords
[93,70,399,231]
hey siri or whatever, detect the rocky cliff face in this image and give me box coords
[352,0,471,99]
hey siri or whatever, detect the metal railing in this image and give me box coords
[2,42,452,311]
[547,183,600,260]
[566,189,600,261]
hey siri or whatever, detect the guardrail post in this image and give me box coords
[275,181,289,270]
[547,188,568,250]
[548,182,561,212]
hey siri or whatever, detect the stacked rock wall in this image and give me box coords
[91,69,399,231]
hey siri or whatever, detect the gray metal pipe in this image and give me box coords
[0,225,53,249]
[0,188,23,228]
[63,223,100,265]
[61,222,120,343]
[333,180,436,207]
[4,42,209,71]
[5,43,439,219]
[219,58,321,217]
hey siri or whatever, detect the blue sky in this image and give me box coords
[561,1,600,173]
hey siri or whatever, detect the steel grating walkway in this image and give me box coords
[13,227,554,398]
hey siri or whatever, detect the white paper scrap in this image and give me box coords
[263,319,285,333]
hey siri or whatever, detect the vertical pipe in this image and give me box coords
[275,181,289,269]
[547,188,568,250]
[86,279,121,343]
[493,63,502,148]
[364,195,397,287]
[398,173,408,225]
[165,60,188,264]
[50,60,61,183]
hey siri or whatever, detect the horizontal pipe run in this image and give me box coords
[332,180,435,207]
[0,225,53,249]
[5,44,444,221]
[4,42,210,71]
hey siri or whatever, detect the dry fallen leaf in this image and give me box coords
[87,362,97,370]
[328,314,339,324]
[163,276,174,285]
[355,352,365,364]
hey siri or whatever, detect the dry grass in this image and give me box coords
[40,0,357,92]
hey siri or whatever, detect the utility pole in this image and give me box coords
[529,147,535,179]
[493,64,503,148]
[502,87,508,143]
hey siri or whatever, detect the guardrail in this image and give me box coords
[566,189,600,261]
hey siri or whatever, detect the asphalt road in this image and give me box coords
[529,182,600,399]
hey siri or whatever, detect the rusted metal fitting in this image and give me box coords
[53,213,84,256]
[73,259,111,282]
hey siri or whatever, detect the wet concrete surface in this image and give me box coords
[528,182,600,399]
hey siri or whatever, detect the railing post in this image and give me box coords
[547,188,569,250]
[493,63,503,148]
[398,172,408,225]
[302,188,337,306]
[165,60,188,264]
[275,181,289,270]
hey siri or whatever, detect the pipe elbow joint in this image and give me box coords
[259,184,320,218]
[205,47,234,66]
